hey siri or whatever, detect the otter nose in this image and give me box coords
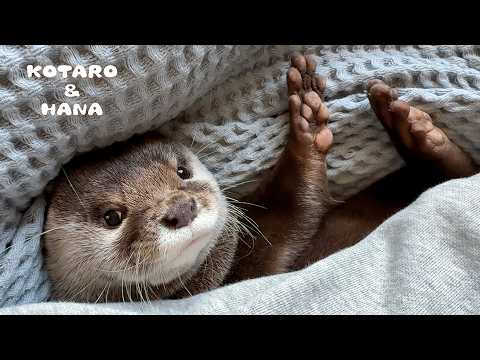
[161,198,198,229]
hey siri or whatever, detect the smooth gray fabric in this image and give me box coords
[2,172,479,315]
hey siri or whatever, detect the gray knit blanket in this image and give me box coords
[2,45,480,308]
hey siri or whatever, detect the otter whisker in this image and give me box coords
[228,203,271,247]
[121,251,136,304]
[66,266,104,302]
[223,204,256,260]
[95,282,109,303]
[225,211,253,242]
[197,150,219,161]
[127,279,134,303]
[162,242,169,262]
[201,254,209,282]
[220,179,258,193]
[231,226,255,258]
[95,265,136,273]
[38,226,68,237]
[241,215,271,247]
[62,167,86,210]
[190,133,196,150]
[60,254,108,302]
[104,281,111,304]
[135,251,146,305]
[135,251,154,306]
[177,272,192,297]
[226,208,253,237]
[141,260,152,306]
[95,249,152,274]
[143,257,155,306]
[225,196,268,210]
[226,201,271,250]
[120,268,126,303]
[0,226,68,258]
[160,270,168,294]
[194,140,218,157]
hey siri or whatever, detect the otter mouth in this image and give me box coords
[119,210,223,286]
[165,232,212,268]
[175,234,205,259]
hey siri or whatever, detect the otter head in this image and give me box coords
[44,132,237,302]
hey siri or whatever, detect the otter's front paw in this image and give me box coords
[287,53,332,158]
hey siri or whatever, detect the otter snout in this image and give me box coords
[162,198,198,229]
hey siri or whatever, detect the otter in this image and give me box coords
[43,53,479,302]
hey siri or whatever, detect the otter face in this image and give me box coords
[44,133,235,302]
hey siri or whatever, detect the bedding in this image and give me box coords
[1,45,480,310]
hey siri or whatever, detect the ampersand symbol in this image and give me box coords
[65,84,80,97]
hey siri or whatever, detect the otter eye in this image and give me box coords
[177,166,191,180]
[103,210,123,227]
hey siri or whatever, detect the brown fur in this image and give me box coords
[44,132,238,302]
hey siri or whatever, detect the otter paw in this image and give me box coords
[367,79,477,178]
[287,53,332,156]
